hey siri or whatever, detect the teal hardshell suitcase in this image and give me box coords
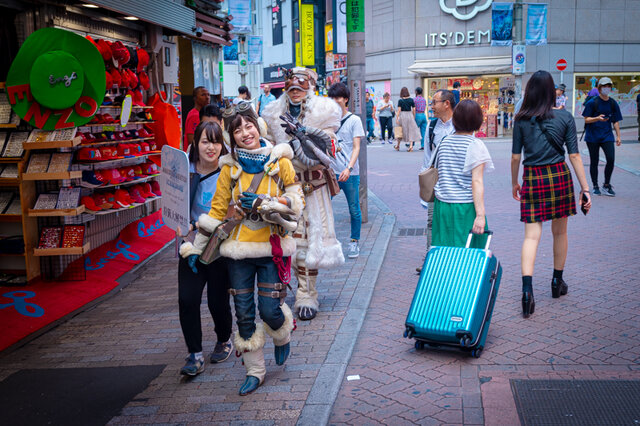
[404,231,502,358]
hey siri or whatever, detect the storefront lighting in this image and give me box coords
[124,16,139,21]
[82,3,99,7]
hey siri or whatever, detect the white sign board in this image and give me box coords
[512,45,526,75]
[160,146,190,234]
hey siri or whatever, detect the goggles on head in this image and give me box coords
[222,101,256,128]
[284,68,316,93]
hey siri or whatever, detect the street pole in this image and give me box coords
[239,35,247,86]
[513,0,524,101]
[346,0,367,223]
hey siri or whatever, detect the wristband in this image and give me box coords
[348,166,353,172]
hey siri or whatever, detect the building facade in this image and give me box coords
[365,0,640,135]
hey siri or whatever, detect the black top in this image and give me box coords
[397,98,414,112]
[512,109,579,166]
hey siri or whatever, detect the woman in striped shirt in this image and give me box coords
[431,100,494,248]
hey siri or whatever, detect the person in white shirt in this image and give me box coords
[328,82,365,259]
[377,93,395,144]
[417,89,457,273]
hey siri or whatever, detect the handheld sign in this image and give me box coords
[160,145,190,235]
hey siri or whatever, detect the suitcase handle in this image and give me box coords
[465,230,493,250]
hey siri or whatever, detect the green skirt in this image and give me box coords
[432,198,488,249]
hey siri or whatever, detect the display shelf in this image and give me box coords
[28,205,86,217]
[0,157,24,163]
[75,152,159,169]
[23,136,82,150]
[76,137,154,148]
[0,214,22,222]
[88,196,161,216]
[79,121,155,130]
[0,253,25,258]
[99,105,153,110]
[22,170,83,181]
[0,178,21,186]
[33,243,90,256]
[84,174,160,190]
[0,124,18,129]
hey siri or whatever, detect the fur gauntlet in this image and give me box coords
[179,214,222,259]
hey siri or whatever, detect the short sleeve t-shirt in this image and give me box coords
[377,100,394,117]
[184,108,200,151]
[398,98,414,111]
[189,163,220,223]
[582,97,623,143]
[331,113,365,176]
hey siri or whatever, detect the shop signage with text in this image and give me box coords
[300,3,315,66]
[425,29,491,47]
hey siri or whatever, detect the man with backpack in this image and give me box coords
[582,77,622,196]
[416,89,457,273]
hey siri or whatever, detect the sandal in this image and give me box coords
[394,145,399,151]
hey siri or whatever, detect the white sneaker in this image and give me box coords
[348,241,360,258]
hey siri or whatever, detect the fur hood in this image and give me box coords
[262,94,341,146]
[218,140,294,179]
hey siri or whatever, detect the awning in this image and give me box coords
[86,0,195,35]
[261,81,285,89]
[408,56,512,76]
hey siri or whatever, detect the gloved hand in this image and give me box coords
[187,254,199,274]
[239,191,260,210]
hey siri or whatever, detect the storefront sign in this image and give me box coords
[263,63,294,83]
[160,146,190,234]
[334,0,347,54]
[346,0,364,33]
[350,80,362,114]
[440,0,493,21]
[325,24,334,52]
[271,0,283,45]
[512,45,526,75]
[425,29,491,47]
[300,3,315,66]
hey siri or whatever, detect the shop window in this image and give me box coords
[573,73,640,117]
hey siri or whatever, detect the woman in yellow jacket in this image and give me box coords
[182,107,304,395]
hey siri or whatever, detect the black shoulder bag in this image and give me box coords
[536,119,564,157]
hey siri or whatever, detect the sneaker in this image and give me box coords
[592,186,601,195]
[601,184,615,196]
[348,240,360,259]
[209,340,233,363]
[180,353,204,376]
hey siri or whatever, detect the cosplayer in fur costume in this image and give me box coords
[181,108,303,395]
[261,67,344,321]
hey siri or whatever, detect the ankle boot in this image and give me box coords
[264,303,294,366]
[522,291,535,318]
[551,278,568,298]
[234,325,266,396]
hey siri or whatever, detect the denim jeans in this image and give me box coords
[415,113,427,148]
[227,257,285,340]
[366,117,375,140]
[336,174,362,240]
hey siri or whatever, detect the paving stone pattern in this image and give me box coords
[0,186,387,425]
[329,141,640,425]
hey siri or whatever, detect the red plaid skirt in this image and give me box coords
[520,162,576,223]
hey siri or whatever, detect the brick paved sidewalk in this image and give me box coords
[0,188,394,425]
[330,141,640,425]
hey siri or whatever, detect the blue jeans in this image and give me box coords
[415,113,427,148]
[227,257,285,339]
[336,174,362,240]
[366,117,375,140]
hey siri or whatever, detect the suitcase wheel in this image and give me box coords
[404,328,414,339]
[459,336,472,348]
[470,346,483,358]
[414,341,424,350]
[403,329,408,338]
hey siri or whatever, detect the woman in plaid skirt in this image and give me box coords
[511,70,592,318]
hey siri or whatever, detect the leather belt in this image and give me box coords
[295,266,318,276]
[228,288,253,296]
[296,170,324,182]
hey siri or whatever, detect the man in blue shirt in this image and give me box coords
[582,77,622,196]
[451,81,461,105]
[257,84,276,116]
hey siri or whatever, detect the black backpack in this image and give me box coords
[428,119,438,151]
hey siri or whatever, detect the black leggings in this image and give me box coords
[379,116,394,140]
[586,141,615,186]
[178,256,232,353]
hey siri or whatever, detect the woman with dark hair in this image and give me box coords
[431,99,494,249]
[183,106,304,395]
[395,86,421,151]
[511,70,591,318]
[176,121,233,377]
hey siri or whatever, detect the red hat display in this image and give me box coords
[131,90,145,107]
[85,35,99,50]
[136,48,149,72]
[119,166,135,182]
[142,182,158,197]
[132,165,145,178]
[150,180,162,196]
[111,41,130,66]
[81,195,101,212]
[115,188,132,207]
[110,68,121,87]
[93,192,112,209]
[102,168,125,185]
[140,142,150,153]
[99,146,118,160]
[127,69,138,89]
[104,191,120,209]
[105,71,113,89]
[128,186,146,203]
[97,39,112,61]
[138,71,150,90]
[117,144,131,157]
[77,147,102,161]
[120,69,130,88]
[143,161,159,175]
